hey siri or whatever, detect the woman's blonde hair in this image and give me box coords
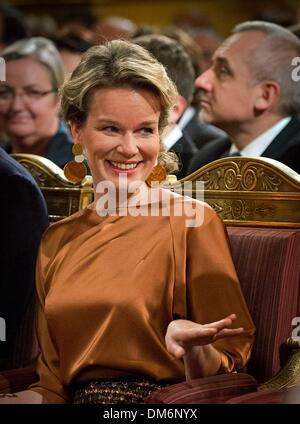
[60,39,179,173]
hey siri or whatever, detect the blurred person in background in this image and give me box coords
[188,21,300,175]
[160,26,227,150]
[133,33,198,179]
[172,10,223,71]
[0,37,74,169]
[24,13,58,39]
[92,15,137,44]
[191,27,224,71]
[0,147,48,370]
[53,29,94,74]
[131,25,227,157]
[0,3,28,50]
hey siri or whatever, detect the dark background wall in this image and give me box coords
[8,0,300,36]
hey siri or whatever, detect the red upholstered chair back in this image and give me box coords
[227,226,300,382]
[166,157,300,385]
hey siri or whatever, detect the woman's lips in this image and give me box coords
[8,116,32,124]
[106,160,141,174]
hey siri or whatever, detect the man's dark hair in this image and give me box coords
[133,33,195,104]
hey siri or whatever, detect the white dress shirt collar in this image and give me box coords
[230,117,292,156]
[177,106,195,130]
[163,124,183,150]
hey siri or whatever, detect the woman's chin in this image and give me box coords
[7,126,35,139]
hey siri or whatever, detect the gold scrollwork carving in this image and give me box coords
[200,162,282,192]
[242,168,257,190]
[224,167,240,190]
[201,169,223,190]
[257,168,282,191]
[210,199,275,220]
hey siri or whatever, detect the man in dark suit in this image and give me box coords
[178,106,227,151]
[188,21,300,175]
[0,148,48,367]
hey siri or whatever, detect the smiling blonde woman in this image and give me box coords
[0,40,255,404]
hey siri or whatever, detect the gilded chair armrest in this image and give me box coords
[259,338,300,391]
[0,366,37,394]
[144,373,257,404]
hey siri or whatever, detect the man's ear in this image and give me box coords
[255,80,280,111]
[170,96,188,124]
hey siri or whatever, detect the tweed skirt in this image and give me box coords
[73,377,167,404]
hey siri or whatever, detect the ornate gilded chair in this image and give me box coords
[1,157,300,403]
[146,157,300,403]
[12,154,93,223]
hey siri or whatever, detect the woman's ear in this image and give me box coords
[69,121,82,144]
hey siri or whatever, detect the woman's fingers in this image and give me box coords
[165,315,244,357]
[175,326,218,343]
[213,327,244,339]
[202,314,237,331]
[165,337,186,359]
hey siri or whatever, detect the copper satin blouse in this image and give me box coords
[29,192,255,403]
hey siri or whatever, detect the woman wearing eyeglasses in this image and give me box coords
[0,37,74,169]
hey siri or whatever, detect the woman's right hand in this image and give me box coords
[165,313,244,359]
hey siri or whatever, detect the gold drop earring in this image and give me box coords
[64,144,87,183]
[145,161,167,187]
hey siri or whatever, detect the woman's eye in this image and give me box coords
[140,127,154,134]
[26,90,42,98]
[102,126,118,133]
[0,90,12,99]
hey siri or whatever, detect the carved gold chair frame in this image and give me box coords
[12,154,93,223]
[164,156,300,228]
[10,154,300,392]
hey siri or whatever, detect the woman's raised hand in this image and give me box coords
[165,313,244,359]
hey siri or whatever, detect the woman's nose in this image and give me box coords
[9,92,27,111]
[117,133,139,156]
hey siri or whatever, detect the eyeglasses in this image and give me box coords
[0,86,56,104]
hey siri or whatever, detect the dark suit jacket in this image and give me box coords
[169,129,199,179]
[0,148,48,362]
[188,117,300,174]
[183,112,228,150]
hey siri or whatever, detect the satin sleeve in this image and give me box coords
[185,207,255,373]
[28,240,70,404]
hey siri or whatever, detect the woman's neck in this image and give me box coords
[93,182,156,215]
